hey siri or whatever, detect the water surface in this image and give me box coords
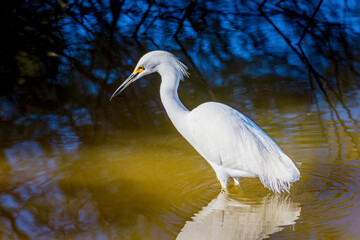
[1,93,359,239]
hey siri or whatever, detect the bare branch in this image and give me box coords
[133,0,154,38]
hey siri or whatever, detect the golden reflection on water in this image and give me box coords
[0,102,360,239]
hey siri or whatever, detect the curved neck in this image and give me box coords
[159,67,189,132]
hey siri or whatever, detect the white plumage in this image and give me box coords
[177,192,301,239]
[110,50,300,193]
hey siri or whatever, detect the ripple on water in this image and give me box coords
[291,160,360,236]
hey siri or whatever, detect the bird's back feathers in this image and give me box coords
[186,102,300,193]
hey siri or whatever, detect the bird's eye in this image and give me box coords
[139,66,144,70]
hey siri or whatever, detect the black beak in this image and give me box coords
[109,73,139,101]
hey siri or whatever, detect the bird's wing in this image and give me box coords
[186,102,299,192]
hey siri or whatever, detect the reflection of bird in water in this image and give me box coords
[176,192,301,240]
[110,51,300,192]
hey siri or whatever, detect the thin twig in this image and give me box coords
[133,0,154,38]
[297,0,324,46]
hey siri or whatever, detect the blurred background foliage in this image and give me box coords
[0,0,359,142]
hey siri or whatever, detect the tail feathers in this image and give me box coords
[260,177,297,193]
[259,166,300,193]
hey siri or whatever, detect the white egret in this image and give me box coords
[110,50,300,193]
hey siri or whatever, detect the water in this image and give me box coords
[0,94,359,239]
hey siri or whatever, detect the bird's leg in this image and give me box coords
[233,177,246,192]
[216,174,229,190]
[233,177,241,185]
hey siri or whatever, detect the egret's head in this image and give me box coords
[110,50,188,101]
